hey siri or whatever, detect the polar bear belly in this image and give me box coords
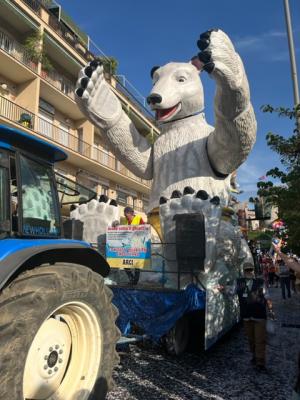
[148,120,231,211]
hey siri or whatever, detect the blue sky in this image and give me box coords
[58,0,300,202]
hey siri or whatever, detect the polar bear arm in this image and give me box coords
[207,103,257,175]
[202,32,257,175]
[76,62,153,179]
[105,112,154,180]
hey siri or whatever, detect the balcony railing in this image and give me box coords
[0,30,38,73]
[0,30,75,99]
[92,146,151,186]
[41,68,76,100]
[114,76,155,122]
[22,0,41,13]
[0,95,35,128]
[48,14,89,59]
[0,95,151,188]
[37,116,91,158]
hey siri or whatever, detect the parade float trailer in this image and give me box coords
[71,201,243,355]
[105,221,240,355]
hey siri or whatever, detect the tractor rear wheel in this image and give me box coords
[0,264,120,400]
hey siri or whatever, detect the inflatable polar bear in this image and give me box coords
[75,29,256,288]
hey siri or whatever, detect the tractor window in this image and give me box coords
[19,155,60,237]
[55,172,97,205]
[0,167,8,230]
[10,157,19,232]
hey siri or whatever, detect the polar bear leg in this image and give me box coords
[159,187,222,288]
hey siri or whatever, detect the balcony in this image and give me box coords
[48,13,90,60]
[41,68,75,100]
[0,95,151,189]
[114,76,154,123]
[0,30,38,74]
[0,95,35,128]
[92,146,151,187]
[22,0,43,14]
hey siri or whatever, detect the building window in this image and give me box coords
[132,197,138,209]
[38,109,53,139]
[77,128,84,155]
[93,137,110,167]
[101,185,109,196]
[0,31,14,54]
[59,122,69,147]
[116,191,127,205]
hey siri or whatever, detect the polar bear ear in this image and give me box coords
[190,56,203,72]
[150,66,160,78]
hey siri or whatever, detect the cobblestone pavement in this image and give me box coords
[107,287,300,400]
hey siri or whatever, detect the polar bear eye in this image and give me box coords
[178,76,186,83]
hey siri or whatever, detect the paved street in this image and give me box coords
[108,287,300,400]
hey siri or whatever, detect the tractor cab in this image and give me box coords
[0,124,95,239]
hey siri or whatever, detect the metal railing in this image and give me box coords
[37,117,91,158]
[0,30,38,73]
[0,95,35,128]
[22,0,42,13]
[114,76,155,122]
[0,29,75,100]
[41,68,76,100]
[48,14,89,58]
[0,95,151,188]
[84,41,157,126]
[92,146,151,186]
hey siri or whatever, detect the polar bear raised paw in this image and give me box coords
[75,60,122,129]
[195,29,244,88]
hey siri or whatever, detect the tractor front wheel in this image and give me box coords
[0,264,120,400]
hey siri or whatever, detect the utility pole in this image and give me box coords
[283,0,300,131]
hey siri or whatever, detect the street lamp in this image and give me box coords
[283,0,300,131]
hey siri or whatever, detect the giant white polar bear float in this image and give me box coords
[75,29,256,288]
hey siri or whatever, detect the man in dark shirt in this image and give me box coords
[237,263,273,371]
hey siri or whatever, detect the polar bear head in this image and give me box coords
[147,62,204,123]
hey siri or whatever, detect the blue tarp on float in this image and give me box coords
[111,284,206,340]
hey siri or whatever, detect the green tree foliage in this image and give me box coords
[257,104,300,253]
[24,32,53,72]
[95,56,118,75]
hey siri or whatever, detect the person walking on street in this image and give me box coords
[290,268,297,294]
[278,259,291,300]
[268,262,276,287]
[237,263,274,372]
[272,243,300,274]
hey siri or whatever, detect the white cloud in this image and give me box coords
[268,46,300,62]
[234,30,286,51]
[237,160,264,195]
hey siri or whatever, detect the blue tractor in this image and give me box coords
[0,125,119,400]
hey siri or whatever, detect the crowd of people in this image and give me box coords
[257,245,300,300]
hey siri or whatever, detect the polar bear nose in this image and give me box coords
[146,93,162,105]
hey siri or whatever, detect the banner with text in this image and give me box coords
[106,225,151,268]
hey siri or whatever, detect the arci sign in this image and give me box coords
[106,225,151,268]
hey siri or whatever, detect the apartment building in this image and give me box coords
[0,0,159,218]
